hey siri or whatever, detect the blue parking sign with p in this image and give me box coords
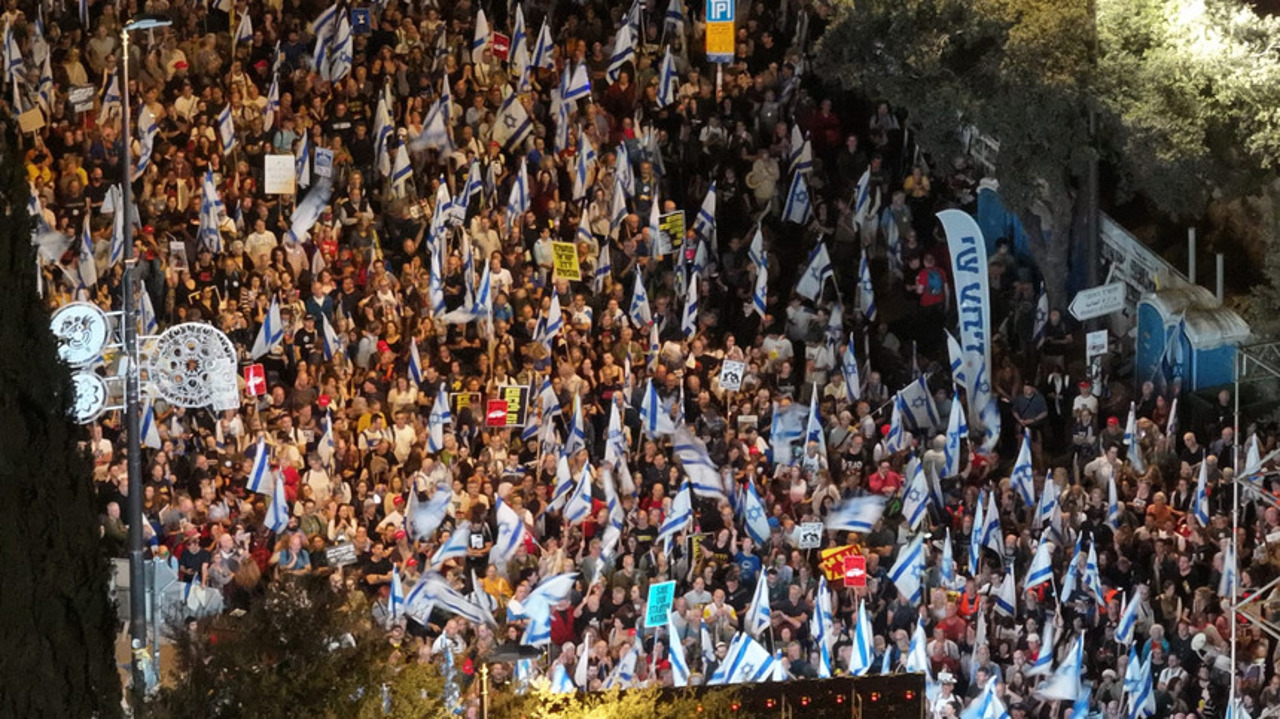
[707,0,735,23]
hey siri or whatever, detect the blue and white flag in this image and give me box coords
[825,495,888,534]
[217,103,236,154]
[848,600,874,675]
[532,20,555,70]
[964,677,1011,719]
[682,271,699,337]
[900,376,940,431]
[946,331,968,395]
[77,214,97,288]
[564,393,587,458]
[505,160,530,230]
[940,527,956,585]
[141,398,162,450]
[943,390,967,477]
[391,146,413,196]
[614,143,636,197]
[640,378,675,438]
[472,8,491,57]
[795,242,832,301]
[3,18,23,82]
[551,664,575,694]
[673,427,726,501]
[429,522,471,566]
[656,48,679,108]
[427,385,452,453]
[993,572,1016,617]
[1025,618,1055,677]
[1012,432,1035,506]
[668,612,690,687]
[320,313,342,361]
[1243,433,1262,480]
[743,571,771,638]
[888,533,926,604]
[970,494,987,576]
[1038,635,1085,704]
[561,63,592,104]
[489,497,528,567]
[494,89,533,154]
[606,23,635,84]
[629,266,652,328]
[295,130,311,189]
[373,91,394,177]
[858,251,877,320]
[1125,402,1146,474]
[781,171,812,225]
[840,336,862,404]
[265,472,290,532]
[407,486,451,540]
[250,295,284,358]
[981,489,1005,559]
[694,181,716,247]
[743,480,771,545]
[852,169,872,223]
[1108,474,1122,529]
[905,619,931,677]
[407,339,424,385]
[1116,588,1141,646]
[246,437,271,494]
[718,635,778,685]
[1025,540,1054,591]
[390,565,406,621]
[1193,457,1210,526]
[885,394,906,454]
[563,461,594,525]
[134,106,160,181]
[263,75,280,134]
[656,482,692,544]
[317,410,335,471]
[234,10,253,44]
[1220,537,1237,599]
[902,462,930,531]
[813,576,835,678]
[1034,472,1060,533]
[751,253,768,319]
[664,0,684,36]
[1084,539,1105,604]
[198,170,225,253]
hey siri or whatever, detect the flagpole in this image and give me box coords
[1230,353,1240,711]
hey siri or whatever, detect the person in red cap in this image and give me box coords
[1100,415,1125,453]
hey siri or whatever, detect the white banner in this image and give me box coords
[938,209,997,447]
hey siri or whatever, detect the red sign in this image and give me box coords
[843,555,867,588]
[243,364,267,397]
[491,32,511,60]
[485,399,510,427]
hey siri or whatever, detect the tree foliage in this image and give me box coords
[149,579,448,719]
[814,0,1280,305]
[0,123,123,716]
[489,683,740,719]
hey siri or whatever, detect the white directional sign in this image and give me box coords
[1068,282,1127,321]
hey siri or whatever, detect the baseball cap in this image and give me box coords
[1107,416,1120,426]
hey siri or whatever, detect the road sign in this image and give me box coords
[243,364,266,397]
[1068,282,1126,321]
[843,555,867,588]
[707,0,735,22]
[798,522,824,549]
[645,580,677,628]
[706,0,734,62]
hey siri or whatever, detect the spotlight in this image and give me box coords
[870,692,881,702]
[904,690,916,701]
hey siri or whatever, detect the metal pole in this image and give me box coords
[1217,253,1225,301]
[119,27,148,712]
[1188,228,1197,285]
[1230,353,1240,711]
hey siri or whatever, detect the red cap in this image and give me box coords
[174,60,189,70]
[880,424,892,437]
[393,495,405,505]
[394,529,407,539]
[318,394,331,408]
[405,557,418,567]
[1107,417,1120,426]
[253,60,268,70]
[1078,380,1090,388]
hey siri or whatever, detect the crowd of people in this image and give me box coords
[9,0,1277,715]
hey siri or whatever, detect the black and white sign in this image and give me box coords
[798,522,824,549]
[719,359,746,392]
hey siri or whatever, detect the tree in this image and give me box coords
[0,125,123,714]
[149,578,447,718]
[814,0,1280,310]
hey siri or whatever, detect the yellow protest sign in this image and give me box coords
[706,22,734,62]
[552,242,582,281]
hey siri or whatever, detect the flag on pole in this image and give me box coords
[265,472,290,532]
[1012,432,1035,506]
[606,23,635,83]
[902,462,930,531]
[1025,540,1054,591]
[250,295,284,358]
[1193,457,1210,526]
[141,399,162,450]
[858,251,876,320]
[656,48,679,108]
[825,495,888,534]
[888,533,926,603]
[246,437,271,494]
[1125,402,1146,474]
[781,171,813,225]
[681,271,699,337]
[235,10,253,44]
[472,8,491,57]
[217,103,236,154]
[795,242,832,301]
[743,571,771,638]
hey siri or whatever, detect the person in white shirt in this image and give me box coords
[244,218,278,270]
[390,411,417,464]
[488,254,514,297]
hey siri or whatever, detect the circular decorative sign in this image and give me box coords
[69,371,109,424]
[50,302,111,368]
[147,323,238,408]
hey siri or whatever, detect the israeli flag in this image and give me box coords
[673,427,726,501]
[505,160,530,230]
[902,462,930,531]
[3,19,23,82]
[1116,588,1141,646]
[234,10,253,44]
[76,214,97,288]
[134,106,159,181]
[607,23,636,84]
[970,494,987,575]
[781,171,812,225]
[427,385,452,453]
[889,534,926,604]
[825,495,887,534]
[472,8,490,57]
[1124,402,1146,474]
[1025,618,1055,676]
[656,481,692,544]
[389,565,406,621]
[981,489,1005,559]
[940,528,956,585]
[718,635,778,685]
[742,480,771,545]
[943,390,966,477]
[993,572,1017,617]
[904,619,931,677]
[317,410,335,471]
[198,170,225,253]
[101,72,122,116]
[407,486,451,540]
[295,130,312,189]
[250,295,284,359]
[1034,471,1060,532]
[668,612,691,687]
[263,75,280,134]
[1220,537,1237,599]
[495,89,533,154]
[563,393,587,458]
[796,242,832,301]
[141,399,162,450]
[900,376,940,431]
[391,146,413,196]
[265,472,290,532]
[966,676,1012,719]
[321,313,342,361]
[858,251,877,320]
[1012,432,1035,506]
[885,394,906,454]
[848,600,874,676]
[788,125,808,173]
[1193,457,1210,526]
[373,92,394,177]
[656,48,679,108]
[813,576,835,678]
[680,271,699,337]
[1084,539,1105,604]
[429,522,471,567]
[1108,475,1122,529]
[489,498,527,567]
[743,571,771,638]
[217,103,236,154]
[1037,634,1085,703]
[532,20,556,69]
[407,339,424,385]
[629,266,652,328]
[946,331,968,393]
[1243,433,1262,480]
[1025,540,1054,591]
[852,168,872,223]
[246,437,271,494]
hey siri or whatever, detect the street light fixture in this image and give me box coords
[117,12,171,712]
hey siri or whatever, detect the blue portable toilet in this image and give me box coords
[1135,282,1250,392]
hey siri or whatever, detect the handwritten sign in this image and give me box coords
[263,154,296,195]
[552,242,581,281]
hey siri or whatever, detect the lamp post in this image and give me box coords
[118,14,172,712]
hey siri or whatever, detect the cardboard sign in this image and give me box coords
[659,210,686,251]
[18,108,45,134]
[819,544,861,581]
[719,359,746,392]
[798,521,824,549]
[450,391,483,417]
[551,241,581,281]
[263,154,296,195]
[314,148,334,178]
[168,241,189,271]
[843,554,867,588]
[644,580,677,628]
[69,85,96,112]
[491,31,511,60]
[325,543,359,567]
[485,385,530,427]
[243,363,267,397]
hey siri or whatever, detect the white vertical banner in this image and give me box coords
[938,209,995,438]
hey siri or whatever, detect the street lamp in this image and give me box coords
[118,12,171,712]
